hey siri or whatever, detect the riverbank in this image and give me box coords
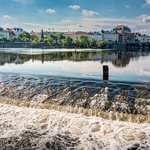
[0,42,150,50]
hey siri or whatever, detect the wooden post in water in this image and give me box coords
[103,65,109,80]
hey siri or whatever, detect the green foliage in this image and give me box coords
[73,38,80,48]
[0,37,10,42]
[63,36,73,47]
[9,30,106,49]
[30,34,39,42]
[44,35,55,46]
[90,38,97,48]
[31,40,37,46]
[96,40,106,48]
[18,31,31,42]
[55,32,65,44]
[79,35,89,48]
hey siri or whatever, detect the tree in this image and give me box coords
[73,38,80,48]
[0,37,9,42]
[18,31,31,42]
[31,40,38,46]
[79,35,89,48]
[30,34,39,42]
[63,36,73,47]
[44,35,55,46]
[90,38,97,48]
[55,32,65,45]
[97,40,106,48]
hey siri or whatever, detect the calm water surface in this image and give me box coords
[0,48,150,83]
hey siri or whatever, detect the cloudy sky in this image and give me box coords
[0,0,150,35]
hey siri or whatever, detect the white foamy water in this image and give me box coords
[0,103,149,150]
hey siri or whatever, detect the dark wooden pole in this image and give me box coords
[103,65,109,80]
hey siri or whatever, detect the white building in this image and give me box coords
[64,31,102,40]
[0,28,9,39]
[113,25,131,34]
[64,31,88,40]
[135,33,150,43]
[102,32,118,43]
[88,32,102,40]
[7,28,23,36]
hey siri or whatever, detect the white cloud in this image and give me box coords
[22,22,49,27]
[79,16,150,34]
[46,9,56,14]
[146,0,150,5]
[3,15,13,19]
[82,9,99,17]
[61,20,73,24]
[143,0,150,7]
[1,23,10,28]
[138,14,150,23]
[125,5,130,8]
[54,20,73,25]
[12,0,31,4]
[69,5,80,10]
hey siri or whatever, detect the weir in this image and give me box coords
[0,74,149,123]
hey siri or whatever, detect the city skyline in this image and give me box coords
[0,0,150,35]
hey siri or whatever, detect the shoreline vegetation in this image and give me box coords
[0,31,106,49]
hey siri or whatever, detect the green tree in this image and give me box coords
[18,31,31,42]
[30,34,39,42]
[31,40,37,46]
[0,37,9,42]
[44,35,55,46]
[90,38,97,48]
[73,38,80,48]
[97,40,106,48]
[55,32,65,45]
[79,35,89,48]
[63,36,73,47]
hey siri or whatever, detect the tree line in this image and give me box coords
[0,31,106,48]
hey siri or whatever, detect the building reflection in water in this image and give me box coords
[0,50,149,68]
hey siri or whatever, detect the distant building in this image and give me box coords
[135,33,150,43]
[88,32,102,40]
[0,27,23,40]
[11,28,23,36]
[64,31,102,40]
[102,31,118,43]
[112,25,134,43]
[0,27,9,39]
[64,31,88,40]
[102,25,135,43]
[5,29,16,40]
[113,25,131,34]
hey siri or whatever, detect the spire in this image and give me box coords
[41,29,44,39]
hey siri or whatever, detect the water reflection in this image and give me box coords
[0,49,150,82]
[0,50,149,67]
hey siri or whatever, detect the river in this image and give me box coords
[0,48,150,149]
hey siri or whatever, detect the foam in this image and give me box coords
[0,103,149,149]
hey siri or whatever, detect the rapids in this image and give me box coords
[0,73,150,149]
[0,73,150,117]
[0,103,150,150]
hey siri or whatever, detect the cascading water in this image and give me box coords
[0,73,150,149]
[0,49,150,149]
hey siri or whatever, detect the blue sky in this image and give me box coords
[0,0,150,35]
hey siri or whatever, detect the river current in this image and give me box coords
[0,48,150,149]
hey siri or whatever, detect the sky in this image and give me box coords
[0,0,150,35]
